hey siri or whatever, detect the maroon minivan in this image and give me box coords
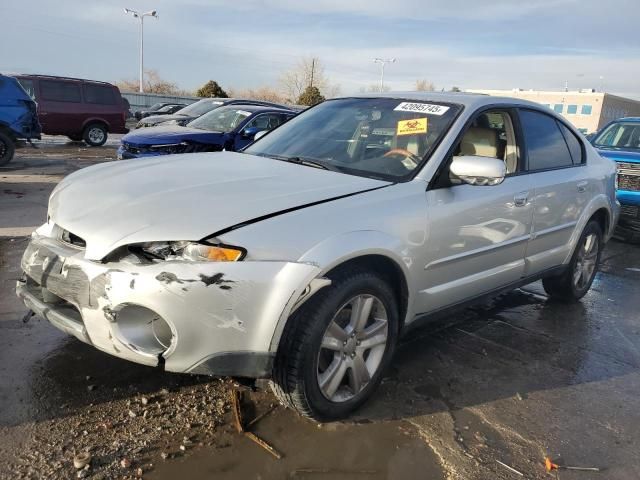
[13,75,129,146]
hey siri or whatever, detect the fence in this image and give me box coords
[122,92,200,112]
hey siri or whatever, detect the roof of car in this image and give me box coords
[337,91,546,110]
[11,74,115,86]
[220,104,295,113]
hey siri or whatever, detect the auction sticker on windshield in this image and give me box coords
[397,118,427,136]
[394,102,450,115]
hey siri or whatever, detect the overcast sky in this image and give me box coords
[1,0,639,98]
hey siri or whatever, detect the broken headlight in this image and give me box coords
[139,241,245,262]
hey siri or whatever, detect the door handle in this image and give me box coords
[514,191,529,207]
[577,181,588,193]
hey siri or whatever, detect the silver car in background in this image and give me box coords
[17,93,619,421]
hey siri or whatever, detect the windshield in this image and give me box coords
[245,97,461,180]
[188,106,251,132]
[177,99,224,117]
[149,103,163,111]
[593,121,640,150]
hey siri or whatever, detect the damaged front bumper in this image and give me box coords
[16,232,321,378]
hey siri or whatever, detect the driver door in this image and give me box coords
[414,109,534,314]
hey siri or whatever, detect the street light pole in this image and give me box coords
[123,8,158,93]
[373,58,396,92]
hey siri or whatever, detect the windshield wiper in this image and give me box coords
[260,154,342,172]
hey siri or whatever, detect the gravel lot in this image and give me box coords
[1,140,640,479]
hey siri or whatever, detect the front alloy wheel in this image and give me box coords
[271,269,399,421]
[317,295,388,402]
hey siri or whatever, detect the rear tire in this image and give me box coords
[542,220,603,302]
[83,123,108,147]
[270,269,399,421]
[0,131,16,166]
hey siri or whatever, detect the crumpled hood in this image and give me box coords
[123,126,225,146]
[49,152,390,260]
[596,148,640,164]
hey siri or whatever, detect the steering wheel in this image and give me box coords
[383,148,422,170]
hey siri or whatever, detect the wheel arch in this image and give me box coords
[269,231,414,352]
[563,194,615,265]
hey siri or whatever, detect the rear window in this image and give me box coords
[519,109,573,171]
[83,84,116,105]
[558,122,584,164]
[40,80,81,103]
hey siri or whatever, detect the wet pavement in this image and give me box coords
[1,142,640,479]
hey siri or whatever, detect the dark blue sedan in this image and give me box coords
[118,105,295,160]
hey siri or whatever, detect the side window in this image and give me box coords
[453,110,519,174]
[40,80,81,102]
[16,79,36,99]
[519,109,573,171]
[246,114,283,130]
[83,84,116,105]
[557,122,584,165]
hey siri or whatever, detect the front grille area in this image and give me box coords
[617,162,640,191]
[618,175,640,191]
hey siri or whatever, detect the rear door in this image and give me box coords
[37,79,83,135]
[416,108,534,313]
[517,109,590,274]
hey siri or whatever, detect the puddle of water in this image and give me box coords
[148,407,444,480]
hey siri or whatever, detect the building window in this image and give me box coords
[567,104,578,114]
[553,104,563,114]
[581,105,593,115]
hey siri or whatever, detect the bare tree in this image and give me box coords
[227,86,288,104]
[279,57,339,102]
[415,79,436,91]
[361,83,391,93]
[116,70,188,95]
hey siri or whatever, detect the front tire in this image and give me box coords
[0,131,16,166]
[83,123,108,147]
[271,269,399,421]
[542,220,603,301]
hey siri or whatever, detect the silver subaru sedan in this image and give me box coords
[17,93,619,420]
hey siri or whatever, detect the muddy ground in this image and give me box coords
[1,139,640,479]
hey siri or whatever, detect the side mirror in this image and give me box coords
[253,130,268,141]
[450,155,506,186]
[241,126,262,140]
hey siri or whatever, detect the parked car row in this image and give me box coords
[134,102,188,120]
[118,104,296,159]
[134,98,297,129]
[16,93,619,420]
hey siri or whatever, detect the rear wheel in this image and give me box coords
[270,269,399,421]
[0,131,16,166]
[542,220,602,301]
[83,123,108,147]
